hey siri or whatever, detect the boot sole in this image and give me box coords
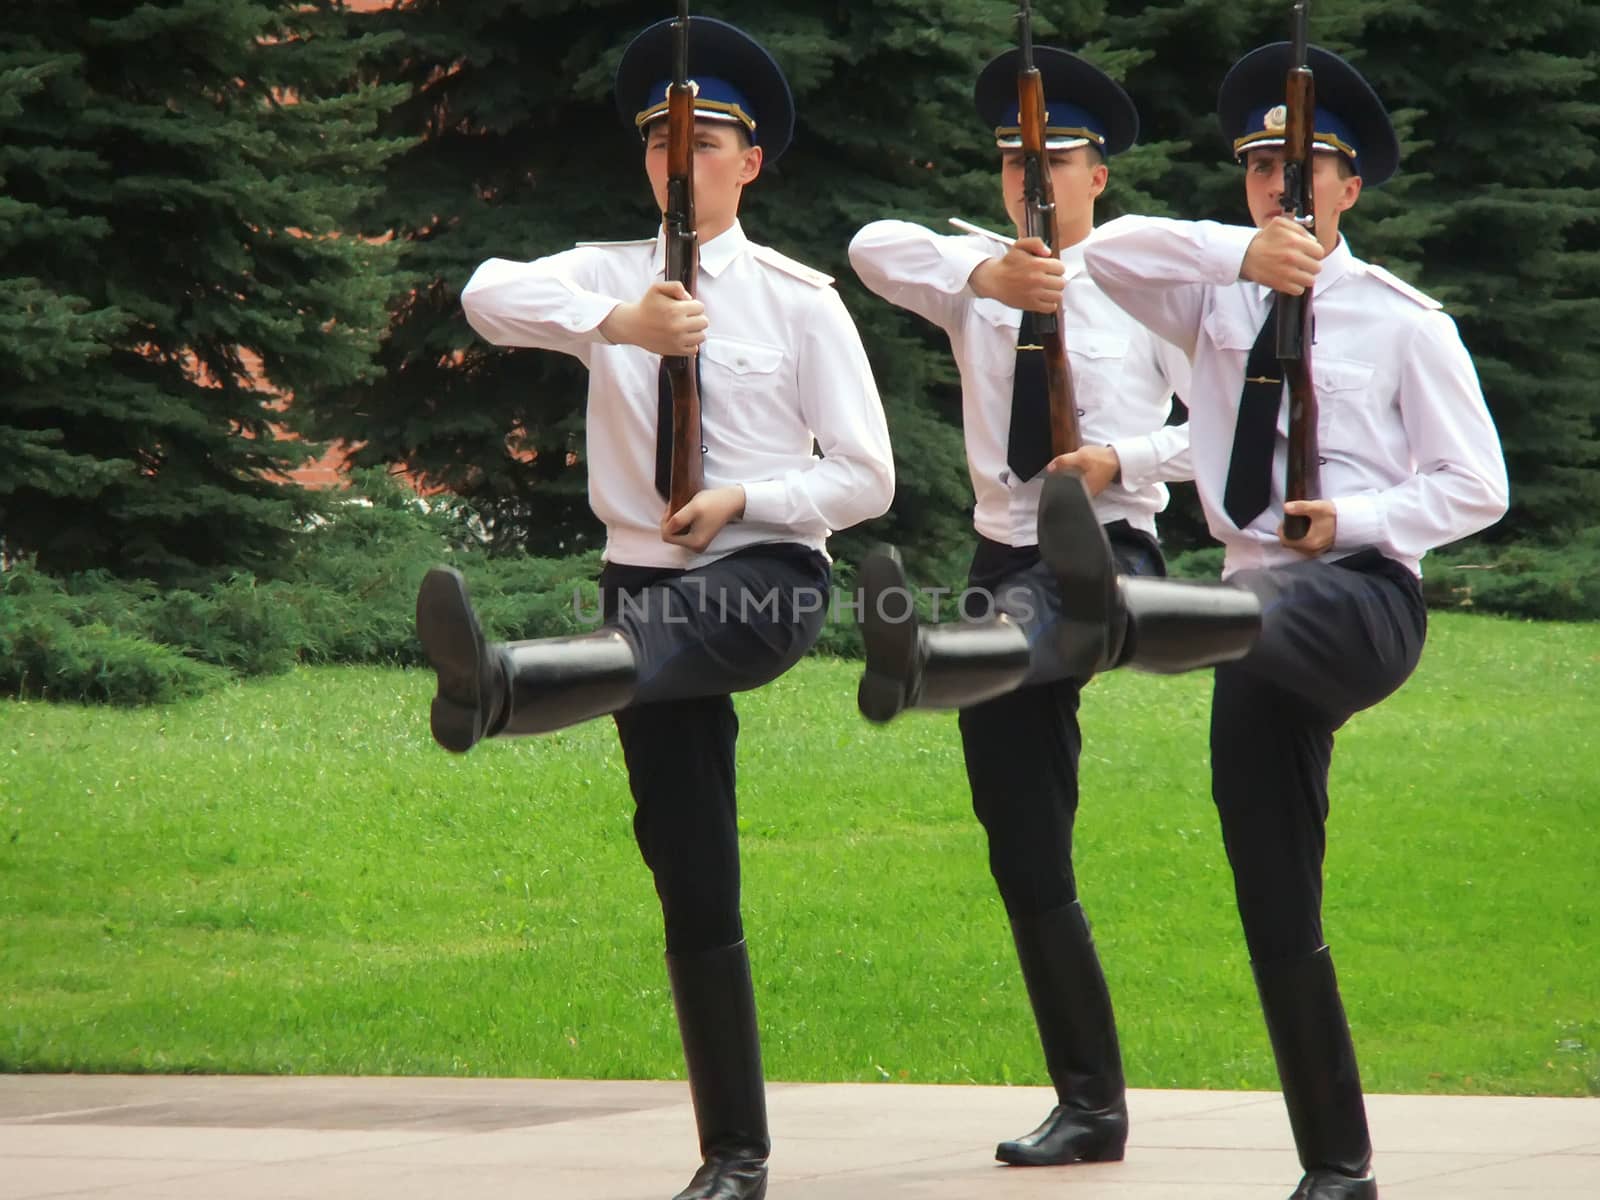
[415,566,487,753]
[1037,471,1118,677]
[856,546,917,724]
[995,1141,1127,1167]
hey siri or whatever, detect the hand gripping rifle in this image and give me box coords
[1278,0,1319,540]
[663,0,703,514]
[1016,0,1081,456]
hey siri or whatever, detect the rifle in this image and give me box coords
[1016,0,1081,457]
[663,0,703,514]
[1278,0,1319,539]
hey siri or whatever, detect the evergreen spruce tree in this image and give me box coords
[1346,0,1600,543]
[0,1,404,584]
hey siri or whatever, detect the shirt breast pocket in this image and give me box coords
[1202,304,1260,354]
[1311,355,1378,462]
[1065,327,1130,404]
[699,336,789,441]
[702,337,785,390]
[971,300,1019,369]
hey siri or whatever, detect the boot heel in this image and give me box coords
[856,546,918,723]
[1078,1132,1126,1163]
[416,566,497,753]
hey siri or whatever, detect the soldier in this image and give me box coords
[417,17,894,1200]
[848,47,1258,1167]
[1083,42,1509,1200]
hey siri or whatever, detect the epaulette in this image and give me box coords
[1363,262,1442,310]
[574,238,657,248]
[748,243,834,288]
[947,217,1013,248]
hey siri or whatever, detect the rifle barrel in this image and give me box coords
[1279,0,1318,537]
[664,4,703,513]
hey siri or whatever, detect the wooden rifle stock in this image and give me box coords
[1278,0,1319,539]
[1016,1,1081,457]
[663,1,703,515]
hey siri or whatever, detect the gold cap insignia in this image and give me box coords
[1265,105,1288,133]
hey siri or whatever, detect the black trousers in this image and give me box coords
[959,522,1165,919]
[1211,549,1426,964]
[602,543,830,954]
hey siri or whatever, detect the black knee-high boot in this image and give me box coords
[667,941,770,1200]
[856,476,1262,724]
[996,901,1129,1166]
[416,566,636,752]
[1254,947,1378,1200]
[856,545,1033,723]
[1037,472,1261,678]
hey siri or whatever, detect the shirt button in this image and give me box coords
[1076,408,1086,417]
[1318,456,1327,465]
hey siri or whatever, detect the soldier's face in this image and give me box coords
[644,119,763,232]
[1244,148,1362,246]
[1000,146,1107,242]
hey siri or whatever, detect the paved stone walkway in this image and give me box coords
[2,1075,1596,1198]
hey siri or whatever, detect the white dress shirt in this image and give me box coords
[461,221,895,569]
[848,220,1192,547]
[1083,216,1509,579]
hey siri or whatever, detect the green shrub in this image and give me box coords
[0,471,613,704]
[10,456,1586,709]
[1166,537,1600,624]
[279,473,604,663]
[0,575,226,704]
[1424,534,1600,621]
[810,557,864,660]
[144,576,304,676]
[1166,545,1227,582]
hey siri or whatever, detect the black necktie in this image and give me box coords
[655,356,704,500]
[1007,310,1052,482]
[1222,306,1283,529]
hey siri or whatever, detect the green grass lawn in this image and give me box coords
[2,612,1596,1096]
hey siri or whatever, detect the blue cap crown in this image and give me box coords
[615,17,795,163]
[992,100,1108,150]
[1217,43,1399,186]
[636,76,759,140]
[1233,103,1363,170]
[974,47,1139,157]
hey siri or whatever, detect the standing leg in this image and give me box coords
[618,695,768,1200]
[603,551,826,1200]
[962,527,1160,1167]
[1209,558,1423,1200]
[963,680,1129,1167]
[1211,667,1374,1199]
